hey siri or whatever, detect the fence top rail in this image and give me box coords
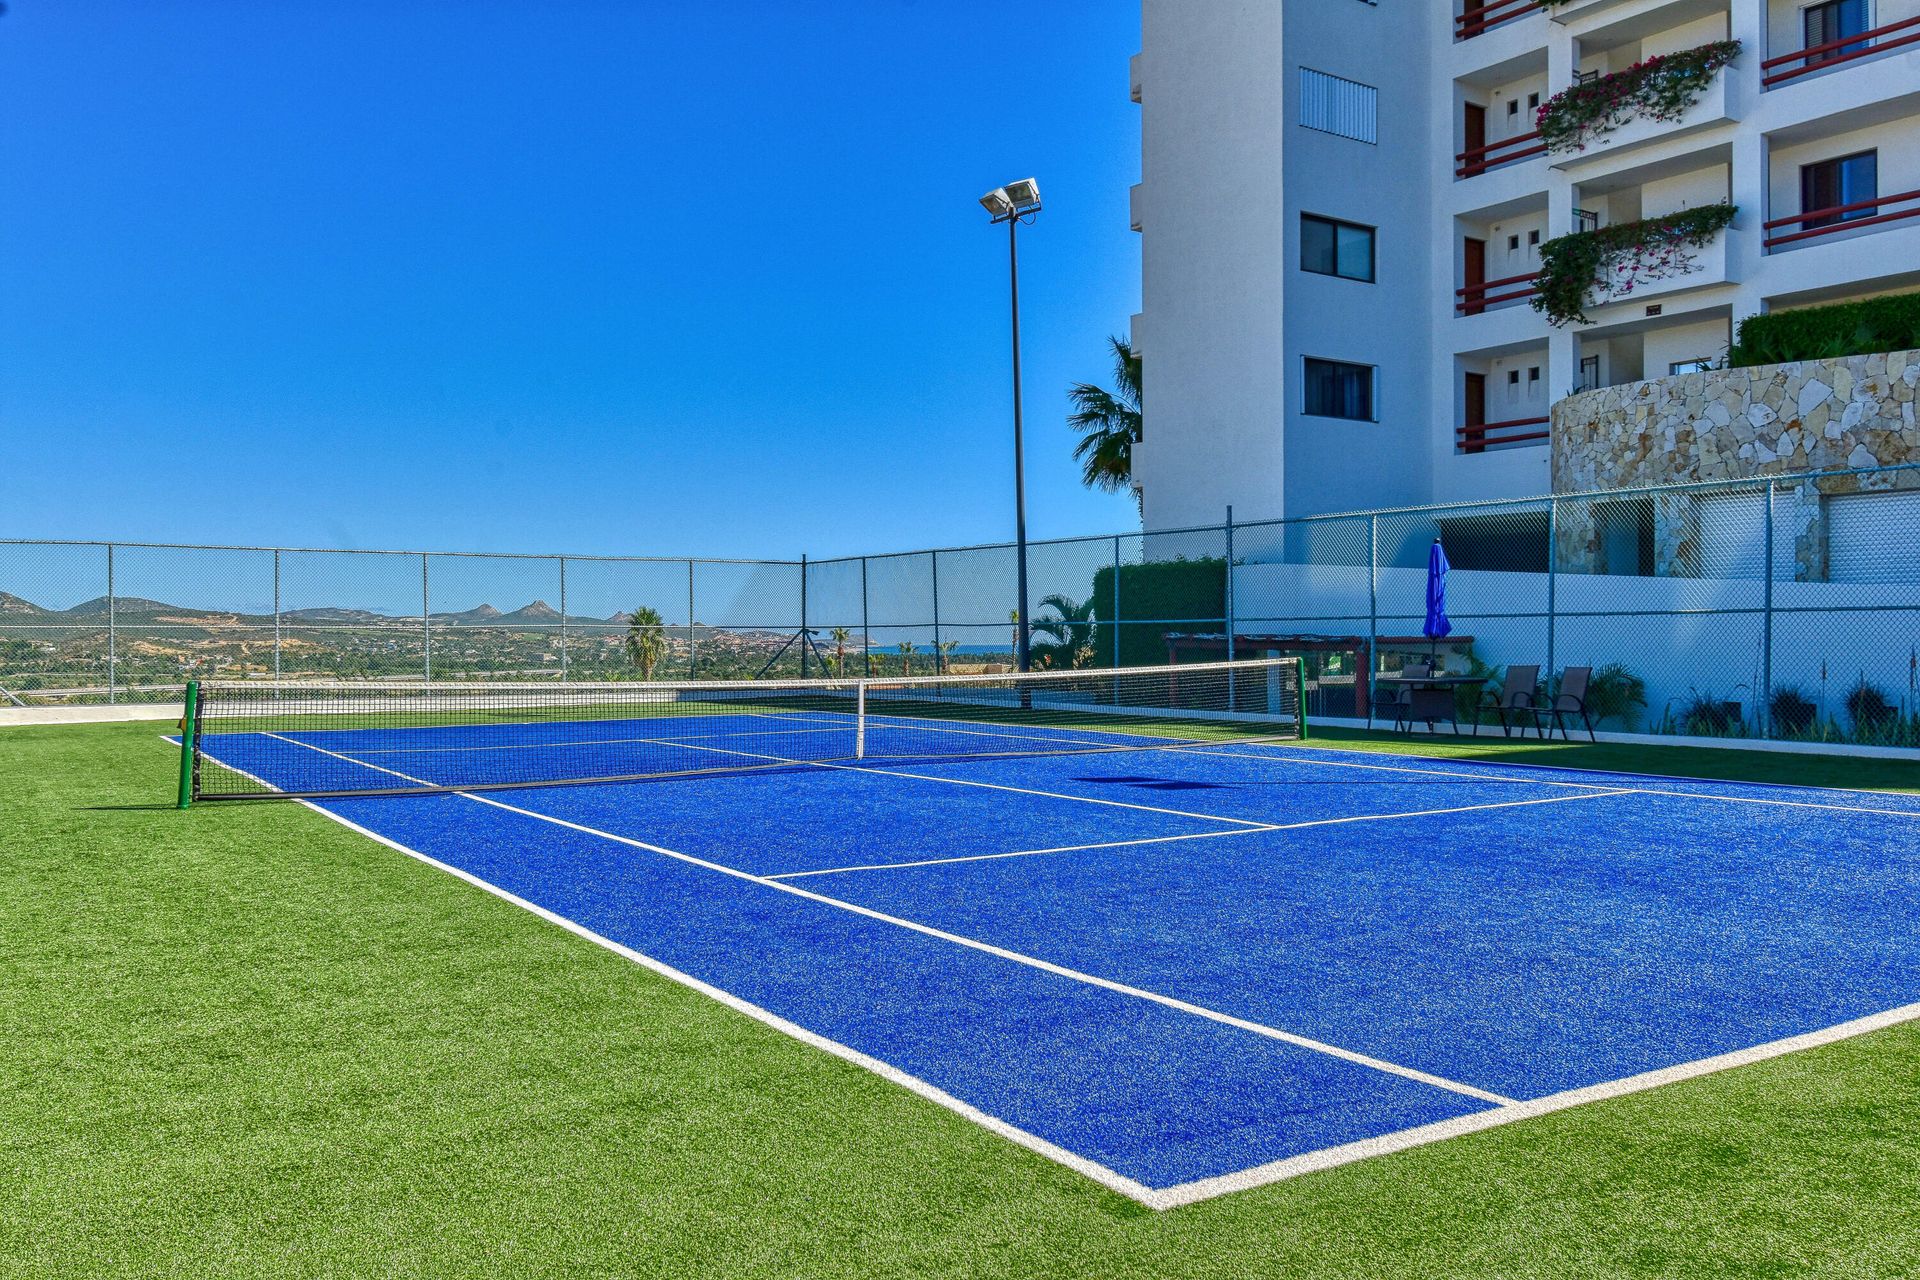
[0,538,803,567]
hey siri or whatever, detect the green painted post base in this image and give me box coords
[176,681,199,810]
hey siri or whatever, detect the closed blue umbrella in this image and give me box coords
[1424,539,1452,664]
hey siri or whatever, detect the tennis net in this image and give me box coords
[179,657,1306,802]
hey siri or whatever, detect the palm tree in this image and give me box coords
[625,605,667,680]
[935,639,959,673]
[1030,593,1097,664]
[1066,336,1142,495]
[829,627,851,678]
[896,640,918,676]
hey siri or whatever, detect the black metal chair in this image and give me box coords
[1545,665,1598,742]
[1369,663,1427,732]
[1481,663,1542,738]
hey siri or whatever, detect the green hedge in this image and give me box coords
[1089,557,1226,668]
[1729,292,1920,368]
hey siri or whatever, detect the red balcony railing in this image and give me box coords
[1763,188,1920,249]
[1761,15,1920,86]
[1456,271,1541,315]
[1457,417,1550,454]
[1456,0,1543,40]
[1456,129,1547,179]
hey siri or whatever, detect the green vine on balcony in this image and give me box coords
[1532,203,1737,327]
[1536,40,1741,154]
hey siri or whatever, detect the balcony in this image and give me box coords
[1764,188,1920,251]
[1547,45,1738,173]
[1457,271,1542,315]
[1457,416,1550,453]
[1457,130,1547,179]
[1457,0,1543,40]
[1762,15,1920,88]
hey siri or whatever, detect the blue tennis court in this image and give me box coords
[191,708,1920,1208]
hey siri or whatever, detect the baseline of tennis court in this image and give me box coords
[191,723,1920,1208]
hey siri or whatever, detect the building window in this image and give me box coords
[1507,370,1521,385]
[1801,150,1877,227]
[1803,0,1869,65]
[1670,359,1714,375]
[1508,234,1520,252]
[1303,358,1375,420]
[1527,366,1541,383]
[1507,99,1519,117]
[1300,69,1377,143]
[1527,92,1540,111]
[1301,215,1375,281]
[1528,229,1541,247]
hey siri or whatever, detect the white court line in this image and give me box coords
[184,733,1920,1210]
[769,789,1635,881]
[253,731,1513,1107]
[1152,998,1920,1209]
[766,825,1282,880]
[1200,742,1920,819]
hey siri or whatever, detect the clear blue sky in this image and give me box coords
[0,0,1142,560]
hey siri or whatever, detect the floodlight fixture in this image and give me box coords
[980,187,1014,219]
[1004,178,1042,213]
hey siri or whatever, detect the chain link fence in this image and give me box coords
[7,462,1918,745]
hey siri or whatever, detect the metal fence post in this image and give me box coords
[860,557,872,677]
[929,551,941,673]
[1366,515,1379,684]
[1545,498,1558,682]
[1111,535,1122,669]
[1225,506,1237,706]
[687,560,697,678]
[421,554,432,681]
[272,548,282,684]
[106,544,116,705]
[1761,483,1775,737]
[558,556,569,681]
[800,554,811,680]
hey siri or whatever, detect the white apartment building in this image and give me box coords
[1127,0,1920,529]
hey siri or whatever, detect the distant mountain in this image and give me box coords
[0,592,50,617]
[495,600,561,625]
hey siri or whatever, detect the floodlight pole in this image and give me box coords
[1008,213,1032,674]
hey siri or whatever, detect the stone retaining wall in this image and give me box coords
[1548,349,1920,577]
[1552,348,1920,492]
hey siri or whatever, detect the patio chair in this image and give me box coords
[1480,664,1542,738]
[1545,665,1598,742]
[1368,663,1427,732]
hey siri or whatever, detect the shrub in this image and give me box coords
[1089,557,1226,668]
[1845,678,1896,739]
[1536,41,1741,154]
[1534,204,1737,327]
[1728,292,1920,368]
[1768,685,1817,737]
[1677,689,1746,737]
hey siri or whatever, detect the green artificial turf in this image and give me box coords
[4,721,1919,1278]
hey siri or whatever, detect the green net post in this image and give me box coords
[1294,657,1310,741]
[176,681,199,810]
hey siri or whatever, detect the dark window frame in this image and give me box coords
[1300,213,1377,283]
[1302,357,1377,422]
[1800,149,1878,229]
[1802,0,1870,65]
